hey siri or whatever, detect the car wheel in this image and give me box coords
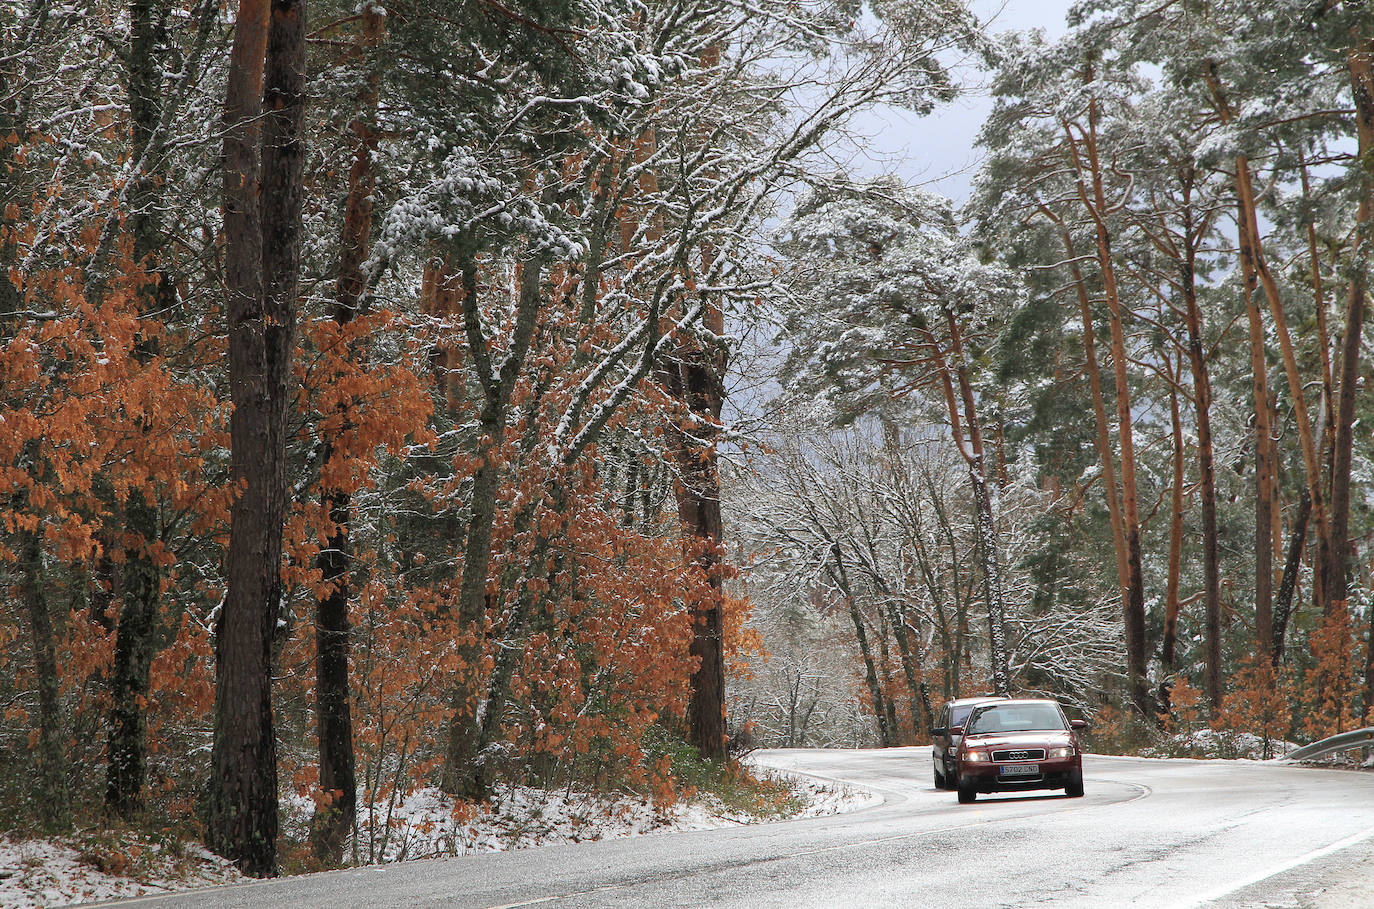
[1065,771,1084,798]
[957,781,976,804]
[934,765,946,790]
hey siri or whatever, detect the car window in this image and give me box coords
[950,705,975,727]
[966,704,1066,734]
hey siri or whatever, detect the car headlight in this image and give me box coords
[963,750,989,762]
[1048,746,1075,759]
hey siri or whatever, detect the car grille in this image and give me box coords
[991,748,1046,762]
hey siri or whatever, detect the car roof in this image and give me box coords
[969,698,1062,708]
[946,695,1008,707]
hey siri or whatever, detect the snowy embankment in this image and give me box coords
[0,836,241,909]
[1136,728,1374,766]
[0,770,875,908]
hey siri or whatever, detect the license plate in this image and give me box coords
[1000,764,1039,775]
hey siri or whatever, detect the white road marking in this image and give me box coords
[1177,824,1374,909]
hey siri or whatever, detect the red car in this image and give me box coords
[931,695,1006,790]
[951,698,1086,803]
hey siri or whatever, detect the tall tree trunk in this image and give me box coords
[1161,363,1185,688]
[910,502,956,703]
[1299,151,1337,452]
[887,602,931,738]
[310,1,383,866]
[21,528,68,831]
[440,254,544,797]
[0,63,19,324]
[844,593,892,746]
[208,0,305,876]
[1179,237,1222,706]
[462,385,560,796]
[105,490,161,819]
[208,0,274,874]
[1235,206,1277,707]
[1058,228,1133,654]
[1273,488,1310,666]
[1205,64,1333,632]
[1344,27,1374,718]
[106,0,169,821]
[312,484,355,867]
[936,310,1011,697]
[1235,151,1330,629]
[875,610,900,740]
[1065,103,1150,716]
[661,308,729,760]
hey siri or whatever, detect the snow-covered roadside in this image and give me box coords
[283,769,878,864]
[1125,727,1374,768]
[0,770,875,908]
[0,835,242,909]
[1138,729,1302,761]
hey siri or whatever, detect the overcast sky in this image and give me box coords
[848,0,1075,204]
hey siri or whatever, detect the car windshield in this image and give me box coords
[966,703,1066,734]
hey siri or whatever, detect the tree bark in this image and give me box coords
[1204,63,1332,638]
[0,62,19,324]
[1084,110,1149,718]
[1236,205,1276,703]
[310,1,383,866]
[22,528,68,831]
[440,253,545,796]
[1179,233,1222,705]
[1057,228,1136,668]
[887,602,931,738]
[1273,488,1310,665]
[842,591,892,746]
[312,484,355,867]
[1161,362,1185,681]
[933,310,1011,698]
[660,310,729,760]
[1343,27,1374,717]
[106,0,169,822]
[105,490,161,819]
[208,0,305,877]
[875,610,901,740]
[1063,100,1150,716]
[1235,151,1330,630]
[1298,151,1336,455]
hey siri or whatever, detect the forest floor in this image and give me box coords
[0,769,876,908]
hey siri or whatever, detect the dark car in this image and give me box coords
[930,695,1006,790]
[951,698,1087,803]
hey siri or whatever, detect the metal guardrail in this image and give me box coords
[1277,727,1374,762]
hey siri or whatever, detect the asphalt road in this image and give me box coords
[92,748,1374,909]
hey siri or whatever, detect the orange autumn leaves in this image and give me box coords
[1,208,756,827]
[0,261,223,565]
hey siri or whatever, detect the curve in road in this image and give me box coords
[93,748,1374,909]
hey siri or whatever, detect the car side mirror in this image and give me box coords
[949,725,965,736]
[932,726,946,737]
[1070,719,1088,730]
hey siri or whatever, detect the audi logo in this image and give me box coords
[1008,751,1029,761]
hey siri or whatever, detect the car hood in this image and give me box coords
[963,731,1073,748]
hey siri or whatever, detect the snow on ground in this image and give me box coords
[285,768,877,864]
[1140,728,1302,761]
[1140,728,1374,766]
[0,834,242,909]
[1,770,874,907]
[1303,843,1374,909]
